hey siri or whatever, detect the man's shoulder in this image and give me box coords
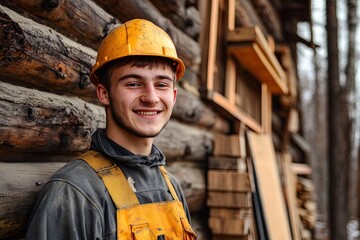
[47,159,107,199]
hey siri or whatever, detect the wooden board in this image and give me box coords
[207,192,252,208]
[208,170,251,192]
[212,234,250,240]
[282,153,302,240]
[209,217,251,236]
[210,208,252,219]
[208,156,247,172]
[213,133,245,157]
[247,131,292,239]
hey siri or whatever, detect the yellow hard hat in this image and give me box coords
[90,19,185,85]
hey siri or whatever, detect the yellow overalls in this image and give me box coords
[79,150,197,240]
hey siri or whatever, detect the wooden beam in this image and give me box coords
[1,0,116,50]
[0,5,97,101]
[208,91,263,133]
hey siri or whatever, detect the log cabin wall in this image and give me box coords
[0,0,311,239]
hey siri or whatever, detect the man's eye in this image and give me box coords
[127,82,141,87]
[156,83,169,88]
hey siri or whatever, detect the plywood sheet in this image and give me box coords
[247,131,292,239]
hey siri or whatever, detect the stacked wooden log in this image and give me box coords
[297,176,318,239]
[207,133,256,239]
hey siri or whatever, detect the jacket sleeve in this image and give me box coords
[26,179,104,240]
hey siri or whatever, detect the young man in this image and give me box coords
[26,19,197,240]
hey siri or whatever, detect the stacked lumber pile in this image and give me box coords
[207,133,256,239]
[297,176,318,239]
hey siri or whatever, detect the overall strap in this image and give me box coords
[79,150,181,207]
[78,150,139,208]
[159,166,180,202]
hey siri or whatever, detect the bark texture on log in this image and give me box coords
[1,0,117,50]
[167,163,207,212]
[252,0,283,40]
[149,0,201,39]
[235,0,268,36]
[92,0,201,72]
[0,162,65,239]
[0,162,206,239]
[173,87,230,133]
[0,81,105,155]
[156,120,213,162]
[0,5,97,100]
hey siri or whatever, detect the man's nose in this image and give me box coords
[140,85,160,104]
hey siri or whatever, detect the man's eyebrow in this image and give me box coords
[118,74,142,81]
[118,74,174,81]
[155,74,174,81]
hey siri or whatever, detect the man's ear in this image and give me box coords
[173,87,177,105]
[96,84,110,105]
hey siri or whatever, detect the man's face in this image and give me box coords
[100,63,177,139]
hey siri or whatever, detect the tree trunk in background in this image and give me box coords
[326,0,350,238]
[345,0,358,223]
[310,1,328,225]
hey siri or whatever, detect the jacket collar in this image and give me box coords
[90,129,166,167]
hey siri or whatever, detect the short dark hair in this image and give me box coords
[97,56,178,90]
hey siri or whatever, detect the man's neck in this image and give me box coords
[105,128,153,156]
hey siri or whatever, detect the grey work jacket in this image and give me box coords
[26,129,191,240]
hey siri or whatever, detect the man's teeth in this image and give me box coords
[137,111,157,115]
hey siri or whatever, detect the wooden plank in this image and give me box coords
[206,0,220,91]
[282,153,302,240]
[291,163,312,176]
[207,192,252,208]
[288,108,300,133]
[212,234,250,240]
[210,208,252,219]
[209,217,251,236]
[247,131,292,239]
[261,83,272,133]
[208,156,247,172]
[208,170,251,192]
[213,134,244,157]
[225,58,236,105]
[208,91,262,133]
